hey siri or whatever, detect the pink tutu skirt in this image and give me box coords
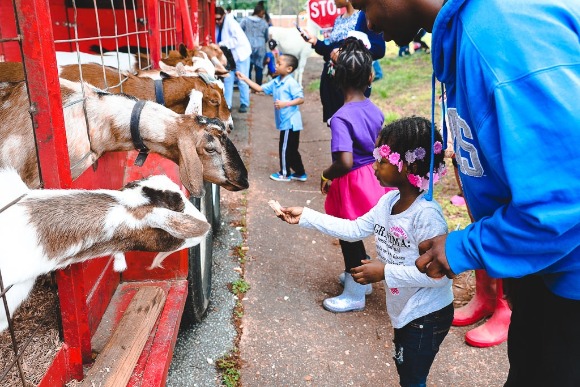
[325,163,395,220]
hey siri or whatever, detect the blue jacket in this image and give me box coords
[262,75,304,131]
[432,0,580,299]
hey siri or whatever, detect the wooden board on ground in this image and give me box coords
[81,286,166,386]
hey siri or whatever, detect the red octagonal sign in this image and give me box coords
[308,0,345,29]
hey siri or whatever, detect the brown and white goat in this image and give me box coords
[163,43,230,76]
[0,168,210,332]
[0,78,248,196]
[55,51,151,72]
[57,63,234,132]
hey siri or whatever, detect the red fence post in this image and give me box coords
[178,0,195,48]
[14,0,87,378]
[146,0,161,68]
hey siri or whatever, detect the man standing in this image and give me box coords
[350,0,580,386]
[215,6,252,113]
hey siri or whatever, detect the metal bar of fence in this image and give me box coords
[0,270,26,385]
[54,30,148,43]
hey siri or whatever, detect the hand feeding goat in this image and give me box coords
[0,168,210,332]
[0,78,248,197]
[268,26,314,86]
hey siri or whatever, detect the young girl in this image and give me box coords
[319,37,393,313]
[276,117,453,386]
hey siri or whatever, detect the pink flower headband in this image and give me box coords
[373,142,446,190]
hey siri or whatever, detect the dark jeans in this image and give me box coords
[339,239,367,271]
[278,129,305,176]
[393,303,453,387]
[249,63,263,85]
[504,276,580,387]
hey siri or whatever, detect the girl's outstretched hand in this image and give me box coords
[350,259,385,285]
[278,206,304,224]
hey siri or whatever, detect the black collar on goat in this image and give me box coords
[130,100,150,166]
[0,79,249,197]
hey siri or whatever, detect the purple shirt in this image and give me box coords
[329,99,384,169]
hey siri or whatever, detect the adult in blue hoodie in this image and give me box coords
[350,0,580,385]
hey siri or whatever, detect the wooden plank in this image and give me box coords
[81,287,166,387]
[128,281,188,386]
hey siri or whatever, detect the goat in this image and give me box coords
[163,43,230,75]
[0,78,248,196]
[55,51,150,72]
[57,63,233,131]
[0,61,233,131]
[88,43,230,77]
[268,26,314,86]
[0,168,210,332]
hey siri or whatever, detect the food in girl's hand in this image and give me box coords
[268,199,284,216]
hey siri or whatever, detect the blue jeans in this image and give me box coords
[223,56,250,109]
[393,303,453,387]
[373,60,383,80]
[249,63,264,85]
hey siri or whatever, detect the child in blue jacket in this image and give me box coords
[236,54,307,182]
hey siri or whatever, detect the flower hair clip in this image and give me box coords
[373,144,403,172]
[403,141,443,164]
[374,141,446,190]
[407,164,447,190]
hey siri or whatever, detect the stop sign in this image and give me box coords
[308,0,346,29]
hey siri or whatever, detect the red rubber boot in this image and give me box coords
[453,269,496,326]
[465,279,511,347]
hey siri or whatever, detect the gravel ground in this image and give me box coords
[166,102,249,387]
[166,57,509,386]
[166,215,243,387]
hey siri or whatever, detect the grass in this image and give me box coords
[370,42,434,121]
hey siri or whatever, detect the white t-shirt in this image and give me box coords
[299,191,453,328]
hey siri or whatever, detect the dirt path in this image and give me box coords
[237,56,508,386]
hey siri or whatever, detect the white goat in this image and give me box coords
[268,26,314,86]
[0,78,248,197]
[0,168,210,332]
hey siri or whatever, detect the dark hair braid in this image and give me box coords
[377,116,445,179]
[332,37,373,91]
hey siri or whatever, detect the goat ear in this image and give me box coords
[159,71,171,79]
[179,43,188,58]
[175,62,187,76]
[177,136,205,197]
[158,61,173,73]
[149,211,210,239]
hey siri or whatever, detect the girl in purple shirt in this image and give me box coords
[320,37,394,313]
